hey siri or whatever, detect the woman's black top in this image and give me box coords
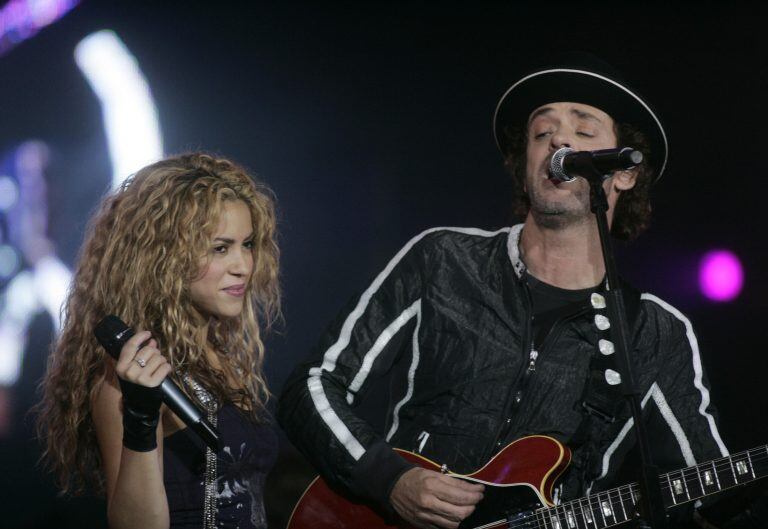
[163,404,278,528]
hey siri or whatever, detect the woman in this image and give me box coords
[35,153,280,529]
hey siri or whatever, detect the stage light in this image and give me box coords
[0,0,80,56]
[0,245,20,279]
[0,142,73,386]
[699,250,743,302]
[0,176,18,211]
[0,270,32,384]
[32,255,70,331]
[74,30,163,189]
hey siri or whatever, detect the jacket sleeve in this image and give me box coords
[648,297,729,473]
[640,295,729,525]
[277,232,433,512]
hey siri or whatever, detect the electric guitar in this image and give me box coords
[287,435,768,529]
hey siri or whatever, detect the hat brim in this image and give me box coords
[493,68,668,181]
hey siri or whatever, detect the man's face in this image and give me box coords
[524,101,620,229]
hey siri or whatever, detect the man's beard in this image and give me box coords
[527,181,592,230]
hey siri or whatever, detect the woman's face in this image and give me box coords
[189,200,254,319]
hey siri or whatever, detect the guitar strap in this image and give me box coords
[569,283,642,485]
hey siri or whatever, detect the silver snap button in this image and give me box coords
[595,314,610,330]
[599,339,615,355]
[605,369,622,385]
[591,292,606,309]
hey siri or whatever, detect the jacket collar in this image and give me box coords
[506,223,526,279]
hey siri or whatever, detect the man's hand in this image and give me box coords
[389,467,485,529]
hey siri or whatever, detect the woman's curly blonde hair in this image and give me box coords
[34,152,280,496]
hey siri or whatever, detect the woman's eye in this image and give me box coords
[213,245,227,254]
[577,131,595,138]
[534,131,552,139]
[243,240,255,250]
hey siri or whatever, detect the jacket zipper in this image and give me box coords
[486,286,591,456]
[484,282,534,459]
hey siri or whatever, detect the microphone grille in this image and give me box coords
[550,147,575,182]
[94,315,134,359]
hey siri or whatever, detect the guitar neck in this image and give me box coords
[531,445,768,529]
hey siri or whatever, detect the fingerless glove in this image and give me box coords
[118,378,163,452]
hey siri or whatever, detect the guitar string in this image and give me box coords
[530,485,660,529]
[646,448,767,495]
[511,457,768,529]
[473,486,638,529]
[542,460,768,529]
[485,465,768,529]
[662,448,768,485]
[503,485,683,529]
[477,472,754,529]
[470,450,768,529]
[553,448,768,513]
[510,488,637,529]
[431,448,768,529]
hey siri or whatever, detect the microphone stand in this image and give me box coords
[585,169,668,529]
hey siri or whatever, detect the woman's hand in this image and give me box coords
[112,330,171,452]
[114,330,172,387]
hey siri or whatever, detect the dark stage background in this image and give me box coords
[1,2,766,528]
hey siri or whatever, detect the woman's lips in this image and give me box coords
[222,285,245,296]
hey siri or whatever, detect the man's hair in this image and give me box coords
[500,121,654,241]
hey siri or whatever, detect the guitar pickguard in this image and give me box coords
[459,484,543,529]
[288,435,571,529]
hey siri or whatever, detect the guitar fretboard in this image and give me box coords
[512,445,768,529]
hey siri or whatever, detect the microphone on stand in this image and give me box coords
[94,315,220,451]
[549,147,643,183]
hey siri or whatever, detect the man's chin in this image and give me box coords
[533,211,567,230]
[530,207,587,229]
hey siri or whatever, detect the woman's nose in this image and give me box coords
[229,249,251,276]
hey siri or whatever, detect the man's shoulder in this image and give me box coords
[405,226,513,253]
[637,292,694,335]
[392,225,522,279]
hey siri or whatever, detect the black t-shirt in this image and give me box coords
[526,272,597,349]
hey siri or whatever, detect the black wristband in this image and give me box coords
[118,378,163,452]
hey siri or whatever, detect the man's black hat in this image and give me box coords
[493,54,668,181]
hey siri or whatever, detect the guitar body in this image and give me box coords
[287,435,571,529]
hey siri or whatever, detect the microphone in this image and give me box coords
[94,315,220,451]
[550,147,643,183]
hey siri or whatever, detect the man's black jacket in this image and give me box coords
[278,225,728,512]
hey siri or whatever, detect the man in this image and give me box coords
[278,55,729,528]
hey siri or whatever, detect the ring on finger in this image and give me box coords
[135,357,147,368]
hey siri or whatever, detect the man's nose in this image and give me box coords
[550,130,572,150]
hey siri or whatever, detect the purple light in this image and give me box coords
[0,0,80,56]
[699,250,744,302]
